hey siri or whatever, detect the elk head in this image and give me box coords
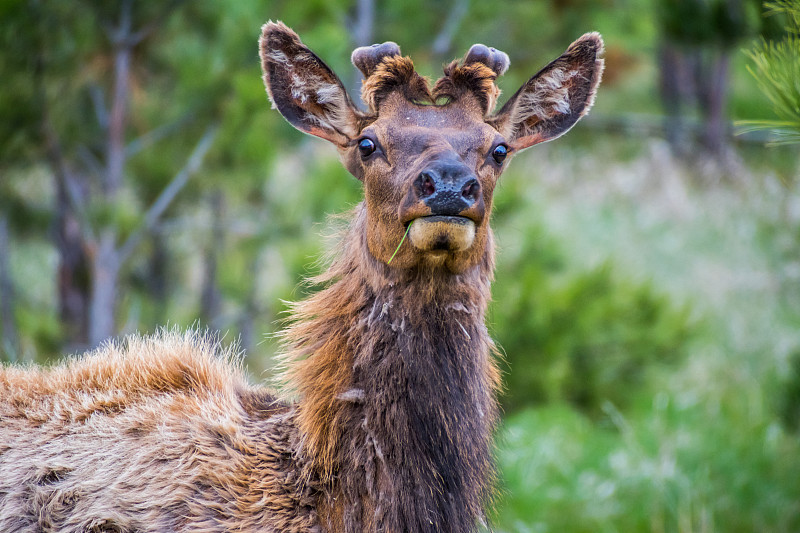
[260,22,603,274]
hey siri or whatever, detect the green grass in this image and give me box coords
[490,136,800,532]
[494,401,800,532]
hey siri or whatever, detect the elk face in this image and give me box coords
[348,91,503,272]
[260,22,603,273]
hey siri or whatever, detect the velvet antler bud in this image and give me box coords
[354,42,432,112]
[432,44,509,115]
[464,44,509,77]
[351,42,402,78]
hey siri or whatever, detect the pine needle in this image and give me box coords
[737,1,800,144]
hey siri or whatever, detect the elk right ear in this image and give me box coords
[491,33,604,151]
[260,22,361,146]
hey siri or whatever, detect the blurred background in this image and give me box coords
[2,0,799,530]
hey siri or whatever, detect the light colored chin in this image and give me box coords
[408,216,476,253]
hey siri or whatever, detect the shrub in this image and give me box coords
[778,348,800,432]
[489,221,695,415]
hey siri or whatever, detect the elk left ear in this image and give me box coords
[492,33,604,151]
[260,21,360,146]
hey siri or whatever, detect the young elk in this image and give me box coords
[0,22,603,532]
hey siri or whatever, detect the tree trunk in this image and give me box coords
[698,48,731,157]
[88,230,120,347]
[86,2,130,349]
[658,41,732,161]
[0,215,19,361]
[658,41,686,154]
[54,175,91,347]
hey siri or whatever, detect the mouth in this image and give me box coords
[407,215,476,253]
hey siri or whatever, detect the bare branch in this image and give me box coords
[112,0,133,45]
[129,0,187,45]
[126,114,194,158]
[89,83,109,130]
[78,145,103,179]
[104,0,137,197]
[118,124,219,263]
[41,110,97,245]
[432,0,470,58]
[105,46,131,196]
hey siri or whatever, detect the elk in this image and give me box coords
[0,21,603,532]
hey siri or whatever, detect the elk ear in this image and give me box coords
[260,21,360,146]
[492,33,604,151]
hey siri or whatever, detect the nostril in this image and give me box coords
[418,172,436,198]
[461,179,480,202]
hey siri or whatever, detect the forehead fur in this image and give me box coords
[433,62,500,116]
[361,56,433,112]
[361,56,500,117]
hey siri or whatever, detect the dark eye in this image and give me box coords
[491,144,508,164]
[358,138,376,158]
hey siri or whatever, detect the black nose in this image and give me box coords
[415,162,480,216]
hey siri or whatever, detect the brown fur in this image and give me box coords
[280,207,501,531]
[0,332,319,532]
[0,21,603,532]
[360,55,433,112]
[433,61,501,115]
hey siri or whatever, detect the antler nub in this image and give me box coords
[351,42,402,78]
[464,44,510,77]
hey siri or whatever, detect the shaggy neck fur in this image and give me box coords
[283,206,500,532]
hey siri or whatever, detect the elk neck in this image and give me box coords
[281,204,501,531]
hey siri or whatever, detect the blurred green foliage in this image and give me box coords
[490,178,695,414]
[496,401,800,532]
[780,349,800,433]
[492,248,694,414]
[657,0,762,45]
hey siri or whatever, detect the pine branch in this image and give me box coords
[738,37,800,143]
[738,1,800,145]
